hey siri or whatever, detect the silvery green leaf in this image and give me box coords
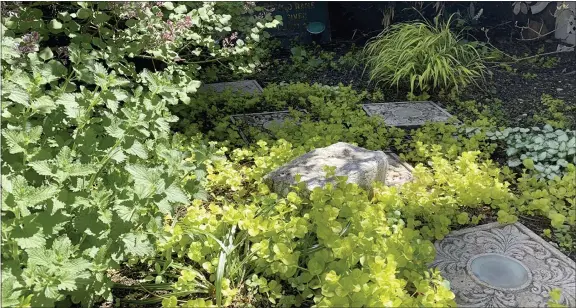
[544,124,553,131]
[559,142,567,152]
[550,165,560,171]
[547,140,559,149]
[506,148,518,156]
[547,148,558,155]
[520,128,529,133]
[531,127,540,131]
[520,154,527,159]
[555,130,565,136]
[508,159,521,167]
[538,152,547,160]
[534,164,545,172]
[534,136,544,144]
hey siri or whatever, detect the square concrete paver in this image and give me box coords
[200,80,263,95]
[431,222,575,307]
[362,101,455,127]
[384,152,413,186]
[230,110,305,143]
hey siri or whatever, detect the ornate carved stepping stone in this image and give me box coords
[431,222,576,308]
[230,110,305,144]
[200,80,263,94]
[362,101,456,127]
[384,152,413,187]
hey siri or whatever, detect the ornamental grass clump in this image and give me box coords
[363,15,487,95]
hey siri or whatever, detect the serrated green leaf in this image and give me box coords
[31,96,57,114]
[29,160,53,176]
[13,224,46,250]
[56,93,80,118]
[165,184,189,204]
[3,82,30,105]
[122,232,154,257]
[108,147,126,163]
[115,204,139,222]
[126,140,148,159]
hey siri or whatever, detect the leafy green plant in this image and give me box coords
[532,94,575,129]
[156,140,528,307]
[363,15,487,95]
[522,72,537,79]
[499,63,517,73]
[487,125,576,179]
[516,162,575,251]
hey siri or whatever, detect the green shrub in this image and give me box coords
[1,2,279,306]
[363,15,487,96]
[158,141,522,307]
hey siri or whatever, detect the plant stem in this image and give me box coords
[87,137,123,189]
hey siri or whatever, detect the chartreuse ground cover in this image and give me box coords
[2,2,575,308]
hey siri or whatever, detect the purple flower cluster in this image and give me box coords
[159,15,194,43]
[56,46,69,64]
[222,31,239,48]
[18,32,40,54]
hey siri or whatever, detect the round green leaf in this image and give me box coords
[174,5,188,14]
[163,2,175,10]
[39,47,54,61]
[48,19,63,30]
[125,19,137,27]
[77,8,92,19]
[58,11,72,21]
[522,158,534,169]
[94,12,110,24]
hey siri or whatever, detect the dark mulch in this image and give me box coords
[255,38,576,130]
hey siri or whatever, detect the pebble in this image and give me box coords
[557,88,563,91]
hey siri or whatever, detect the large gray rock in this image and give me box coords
[264,142,389,195]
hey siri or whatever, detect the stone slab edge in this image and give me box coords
[201,80,264,94]
[445,222,576,268]
[230,109,308,145]
[361,101,457,127]
[384,151,414,172]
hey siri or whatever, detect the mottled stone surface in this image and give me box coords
[430,222,576,308]
[264,142,389,195]
[384,152,413,187]
[200,80,263,94]
[230,110,304,143]
[362,101,455,127]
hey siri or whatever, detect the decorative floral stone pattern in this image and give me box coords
[200,80,264,94]
[230,110,306,143]
[362,101,455,127]
[384,152,413,186]
[431,222,576,308]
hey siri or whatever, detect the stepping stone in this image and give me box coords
[431,222,576,308]
[362,101,456,127]
[384,152,413,187]
[200,80,263,94]
[230,110,306,144]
